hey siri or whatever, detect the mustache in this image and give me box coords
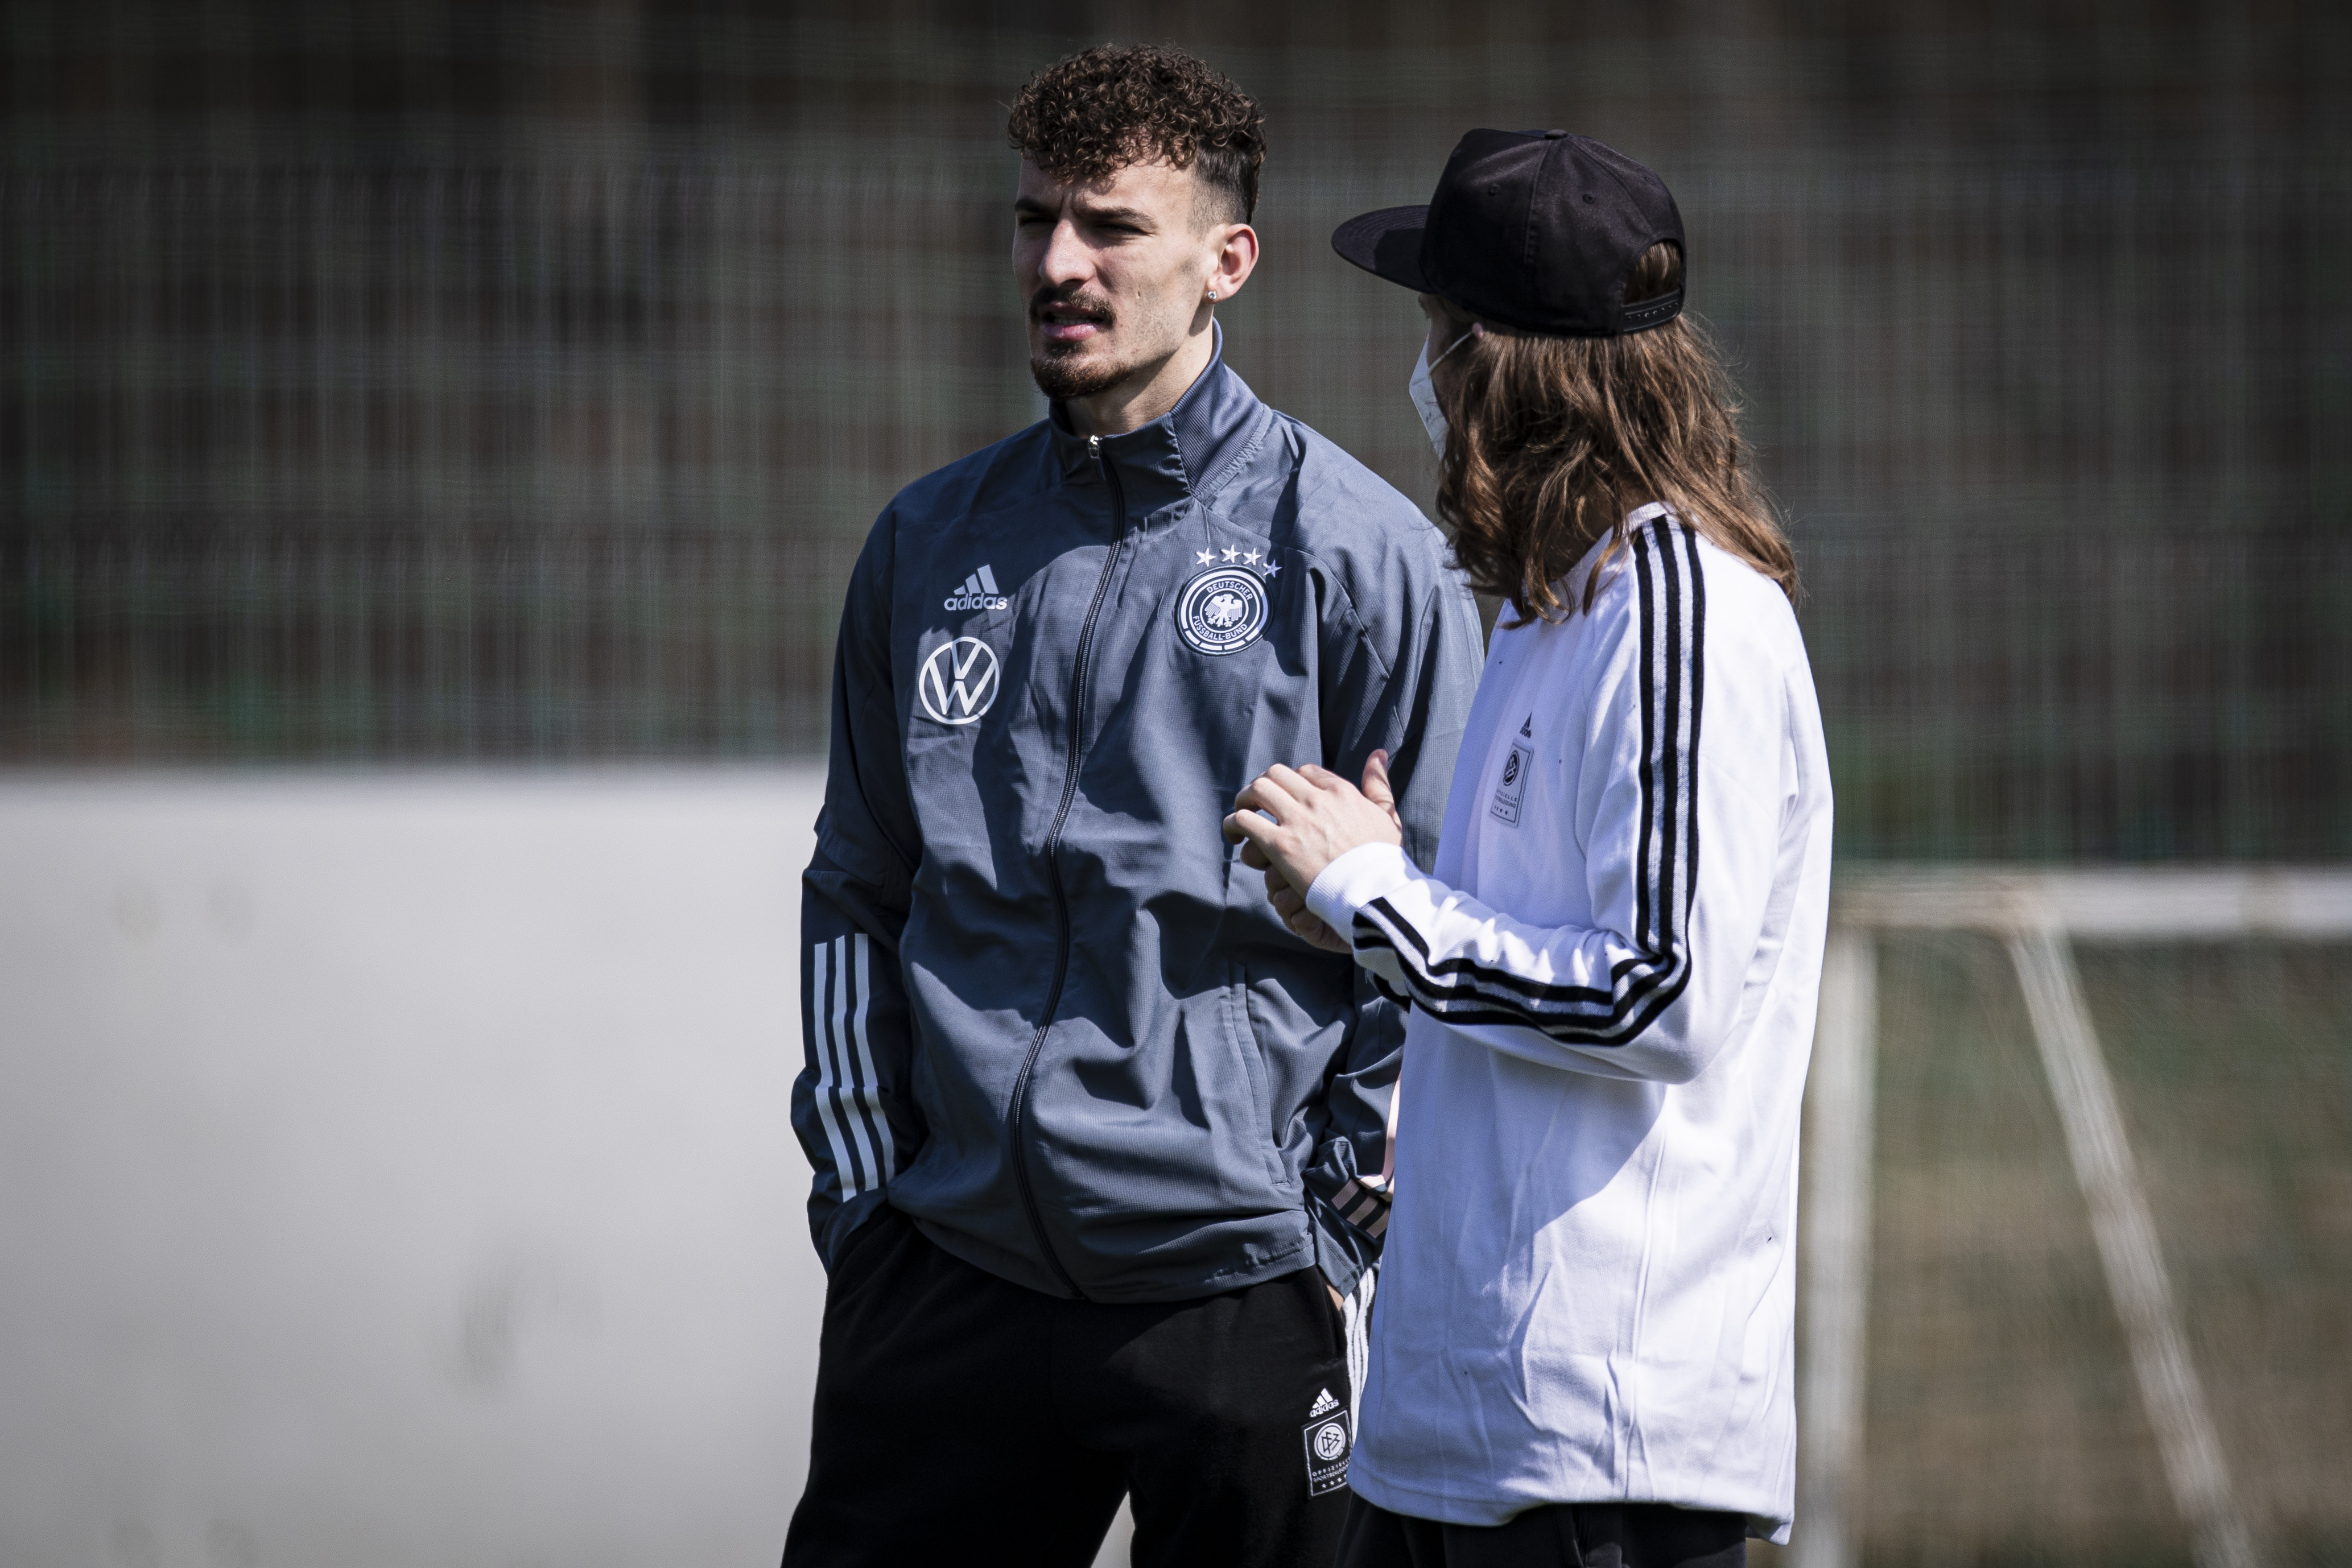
[1028,285,1116,325]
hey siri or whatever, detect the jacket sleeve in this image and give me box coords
[1299,559,1486,1294]
[797,514,926,1270]
[1303,523,1789,1087]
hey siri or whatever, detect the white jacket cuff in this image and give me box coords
[1305,841,1417,944]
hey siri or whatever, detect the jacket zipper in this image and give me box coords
[1006,432,1128,1300]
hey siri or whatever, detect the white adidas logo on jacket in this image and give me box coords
[942,564,1009,612]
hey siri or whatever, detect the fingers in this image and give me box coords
[1243,761,1366,818]
[1227,767,1303,845]
[1360,749,1395,809]
[1294,913,1352,953]
[1269,873,1348,951]
[1362,748,1403,831]
[1293,762,1365,802]
[1229,760,1392,904]
[1236,835,1348,954]
[1268,762,1355,803]
[1222,810,1278,858]
[1240,769,1306,813]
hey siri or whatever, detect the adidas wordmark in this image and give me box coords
[943,563,1009,612]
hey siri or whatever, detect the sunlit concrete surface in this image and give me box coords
[0,770,835,1567]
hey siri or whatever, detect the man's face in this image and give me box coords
[1014,158,1230,403]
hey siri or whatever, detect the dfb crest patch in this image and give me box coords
[1174,566,1269,657]
[1490,740,1533,826]
[1301,1390,1351,1497]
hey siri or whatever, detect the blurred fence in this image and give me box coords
[3,2,2349,861]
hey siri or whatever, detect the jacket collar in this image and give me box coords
[1045,323,1273,520]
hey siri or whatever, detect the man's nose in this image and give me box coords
[1034,218,1092,287]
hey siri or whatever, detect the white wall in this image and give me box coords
[0,771,840,1567]
[0,771,1140,1568]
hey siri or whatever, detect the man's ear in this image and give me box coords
[1206,221,1261,304]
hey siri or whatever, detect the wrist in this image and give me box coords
[1303,841,1416,943]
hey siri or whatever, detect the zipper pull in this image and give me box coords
[1087,435,1101,461]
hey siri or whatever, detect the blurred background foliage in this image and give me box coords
[2,0,2347,861]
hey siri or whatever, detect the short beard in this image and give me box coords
[1026,281,1130,403]
[1029,348,1130,402]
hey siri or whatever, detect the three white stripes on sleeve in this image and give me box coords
[809,933,897,1199]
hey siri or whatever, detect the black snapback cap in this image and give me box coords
[1332,129,1685,337]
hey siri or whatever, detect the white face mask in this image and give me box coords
[1408,327,1475,460]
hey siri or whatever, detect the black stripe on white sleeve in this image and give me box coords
[1347,514,1705,1046]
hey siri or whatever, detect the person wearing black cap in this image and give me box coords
[1224,131,1835,1565]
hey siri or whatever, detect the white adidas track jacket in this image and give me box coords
[1303,504,1833,1541]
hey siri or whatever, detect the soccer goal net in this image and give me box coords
[1786,868,2352,1568]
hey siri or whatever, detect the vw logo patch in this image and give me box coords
[1174,566,1269,657]
[917,636,1000,726]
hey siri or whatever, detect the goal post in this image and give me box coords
[1794,866,2352,1568]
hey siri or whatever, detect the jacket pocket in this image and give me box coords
[1222,962,1288,1186]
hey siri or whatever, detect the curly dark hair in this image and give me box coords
[1007,44,1265,224]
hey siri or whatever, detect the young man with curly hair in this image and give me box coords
[1227,131,1834,1566]
[779,46,1483,1568]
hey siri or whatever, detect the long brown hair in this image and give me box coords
[1435,243,1795,624]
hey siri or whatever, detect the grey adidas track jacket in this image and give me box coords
[795,335,1484,1304]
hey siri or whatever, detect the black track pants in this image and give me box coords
[781,1204,1356,1568]
[1338,1495,1747,1568]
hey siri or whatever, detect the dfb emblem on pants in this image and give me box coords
[1301,1388,1351,1496]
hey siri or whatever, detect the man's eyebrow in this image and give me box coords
[1013,193,1157,227]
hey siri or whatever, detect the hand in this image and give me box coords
[1262,860,1352,952]
[1223,752,1404,947]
